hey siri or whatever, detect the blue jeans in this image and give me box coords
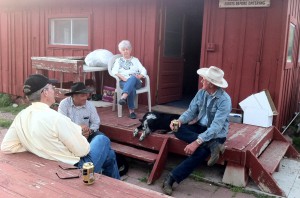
[171,124,226,183]
[120,76,142,110]
[76,134,120,180]
[87,130,102,143]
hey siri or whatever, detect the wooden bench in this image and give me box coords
[0,129,170,197]
[98,106,185,184]
[108,136,170,184]
[100,124,179,184]
[111,142,157,163]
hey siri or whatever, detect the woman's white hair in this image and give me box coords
[118,40,132,51]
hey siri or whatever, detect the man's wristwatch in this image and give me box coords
[196,138,202,145]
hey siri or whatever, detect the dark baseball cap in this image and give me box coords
[23,74,58,96]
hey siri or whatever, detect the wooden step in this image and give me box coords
[258,140,290,174]
[151,105,185,115]
[111,142,157,163]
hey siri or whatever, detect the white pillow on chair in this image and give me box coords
[85,49,113,67]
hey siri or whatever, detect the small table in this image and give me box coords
[31,56,108,94]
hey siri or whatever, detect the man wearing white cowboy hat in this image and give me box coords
[162,66,232,195]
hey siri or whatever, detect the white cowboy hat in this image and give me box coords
[197,66,228,88]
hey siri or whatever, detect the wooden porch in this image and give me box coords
[97,104,300,197]
[0,129,170,198]
[0,103,299,197]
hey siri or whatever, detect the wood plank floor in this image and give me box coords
[0,127,170,197]
[97,105,276,164]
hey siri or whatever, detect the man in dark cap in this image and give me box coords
[1,74,120,179]
[59,82,129,177]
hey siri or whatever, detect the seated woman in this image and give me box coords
[111,40,147,119]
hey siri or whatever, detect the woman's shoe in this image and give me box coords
[129,112,136,119]
[118,98,127,105]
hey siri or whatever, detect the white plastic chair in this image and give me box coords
[107,54,151,117]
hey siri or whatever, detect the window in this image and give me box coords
[286,23,295,63]
[298,44,300,67]
[49,18,88,46]
[163,8,184,57]
[285,16,297,69]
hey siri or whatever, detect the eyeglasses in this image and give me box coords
[56,172,80,179]
[56,164,80,179]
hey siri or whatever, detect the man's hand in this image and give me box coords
[184,141,201,156]
[135,74,144,79]
[81,125,91,139]
[169,119,182,131]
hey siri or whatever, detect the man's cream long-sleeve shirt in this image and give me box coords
[1,102,90,165]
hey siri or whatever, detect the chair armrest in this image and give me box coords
[111,75,120,91]
[143,74,150,87]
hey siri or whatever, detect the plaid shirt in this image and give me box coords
[58,97,100,131]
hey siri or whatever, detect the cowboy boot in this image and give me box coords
[207,143,225,166]
[161,174,175,195]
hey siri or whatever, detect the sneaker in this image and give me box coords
[162,181,173,196]
[207,144,225,166]
[129,112,136,119]
[118,98,126,105]
[161,174,174,195]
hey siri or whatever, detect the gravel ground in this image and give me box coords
[0,111,16,121]
[0,111,15,130]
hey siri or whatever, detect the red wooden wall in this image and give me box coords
[201,0,300,129]
[279,0,300,129]
[1,0,300,130]
[0,0,159,102]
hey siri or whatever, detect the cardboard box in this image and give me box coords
[239,90,278,127]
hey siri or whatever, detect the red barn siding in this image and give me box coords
[2,0,300,130]
[0,0,159,104]
[277,0,300,129]
[201,0,300,129]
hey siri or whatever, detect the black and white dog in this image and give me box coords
[133,112,180,141]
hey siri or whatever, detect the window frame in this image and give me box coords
[46,13,92,50]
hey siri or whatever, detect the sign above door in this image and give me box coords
[219,0,270,8]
